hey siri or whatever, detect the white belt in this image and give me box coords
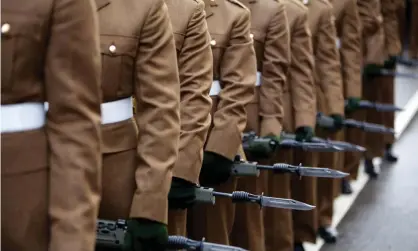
[210,71,261,96]
[44,97,133,125]
[336,38,341,49]
[1,103,46,133]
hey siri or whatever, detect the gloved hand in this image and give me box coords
[168,177,196,209]
[295,126,314,142]
[383,55,397,69]
[123,218,168,251]
[345,97,361,113]
[330,114,345,131]
[247,134,280,159]
[362,63,382,77]
[199,151,233,186]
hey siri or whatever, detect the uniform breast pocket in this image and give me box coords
[209,33,228,78]
[100,35,138,98]
[1,14,43,90]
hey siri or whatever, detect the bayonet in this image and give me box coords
[195,187,315,211]
[345,99,403,112]
[231,157,348,178]
[167,236,248,251]
[378,69,418,79]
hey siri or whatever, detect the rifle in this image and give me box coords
[378,69,418,79]
[316,113,395,135]
[195,187,314,210]
[345,99,403,112]
[242,131,343,154]
[280,132,366,152]
[230,156,348,178]
[395,56,418,68]
[96,219,248,251]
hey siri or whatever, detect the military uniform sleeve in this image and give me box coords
[173,0,213,184]
[45,0,102,250]
[340,0,362,98]
[315,6,344,115]
[259,2,290,137]
[289,9,316,128]
[131,0,181,224]
[381,0,402,56]
[205,8,256,160]
[357,0,382,36]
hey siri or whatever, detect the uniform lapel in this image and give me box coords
[95,0,110,11]
[204,0,216,19]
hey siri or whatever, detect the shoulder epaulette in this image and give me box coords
[227,0,247,9]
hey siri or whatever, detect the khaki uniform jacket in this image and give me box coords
[283,0,316,130]
[357,0,386,65]
[240,0,290,137]
[96,0,181,224]
[305,0,344,115]
[380,0,402,56]
[204,0,256,160]
[331,0,362,99]
[1,0,102,250]
[166,0,213,184]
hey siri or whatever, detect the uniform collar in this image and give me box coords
[95,0,110,11]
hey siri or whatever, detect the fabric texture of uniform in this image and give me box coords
[165,0,213,236]
[409,0,418,59]
[96,0,181,225]
[1,0,102,250]
[187,0,256,245]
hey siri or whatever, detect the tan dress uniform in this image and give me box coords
[410,0,418,59]
[292,0,345,243]
[264,1,316,250]
[227,1,290,250]
[359,0,388,159]
[165,0,213,236]
[380,0,403,148]
[330,0,362,188]
[96,0,181,226]
[1,0,102,250]
[188,0,256,245]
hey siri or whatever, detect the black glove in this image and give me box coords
[330,114,345,131]
[168,177,196,209]
[345,97,361,113]
[247,135,280,159]
[384,55,397,69]
[199,151,233,186]
[123,218,168,251]
[363,63,382,78]
[295,126,314,142]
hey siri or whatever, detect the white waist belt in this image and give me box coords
[210,71,261,96]
[44,97,133,125]
[1,103,46,133]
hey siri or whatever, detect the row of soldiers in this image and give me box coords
[1,0,417,251]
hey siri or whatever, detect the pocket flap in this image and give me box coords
[100,35,138,58]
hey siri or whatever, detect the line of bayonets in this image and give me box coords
[369,56,418,79]
[96,104,399,250]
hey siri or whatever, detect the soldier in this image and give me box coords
[95,0,181,250]
[330,0,362,195]
[165,0,213,237]
[409,0,418,59]
[263,0,316,251]
[1,0,102,250]
[227,0,290,250]
[188,0,256,245]
[292,0,345,248]
[359,0,388,178]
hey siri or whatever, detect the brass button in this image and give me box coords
[210,39,216,46]
[250,33,254,39]
[303,0,309,5]
[1,23,10,34]
[109,44,116,53]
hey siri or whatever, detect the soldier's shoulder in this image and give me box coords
[285,0,308,11]
[226,0,249,10]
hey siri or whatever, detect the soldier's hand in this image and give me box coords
[363,63,382,77]
[330,114,345,131]
[199,151,233,186]
[168,177,196,209]
[345,97,361,113]
[123,218,168,251]
[383,55,397,69]
[295,126,314,142]
[246,135,280,159]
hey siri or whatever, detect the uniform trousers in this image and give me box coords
[263,150,294,251]
[343,110,366,180]
[410,2,418,59]
[2,129,49,251]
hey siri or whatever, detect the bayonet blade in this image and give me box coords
[260,196,315,211]
[298,166,349,178]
